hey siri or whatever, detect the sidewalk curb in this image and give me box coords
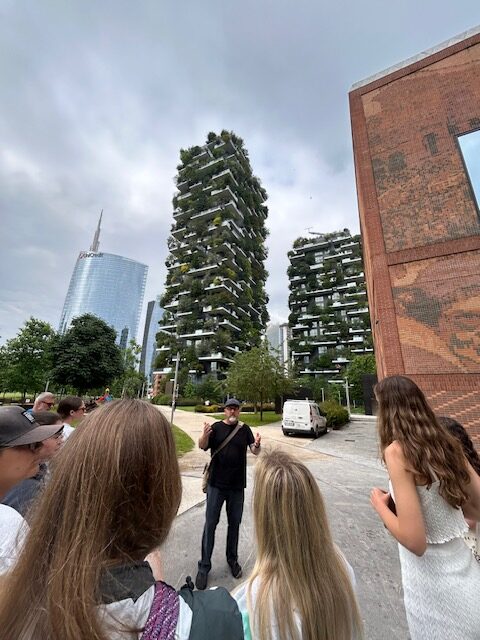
[349,414,376,422]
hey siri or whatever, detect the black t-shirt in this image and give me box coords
[207,420,255,491]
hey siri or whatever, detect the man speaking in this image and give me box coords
[195,398,261,590]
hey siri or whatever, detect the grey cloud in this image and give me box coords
[0,0,478,340]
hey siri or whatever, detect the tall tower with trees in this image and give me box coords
[157,130,269,384]
[288,229,373,379]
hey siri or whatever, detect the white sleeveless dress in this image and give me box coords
[392,480,480,639]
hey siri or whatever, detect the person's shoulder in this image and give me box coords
[384,440,407,462]
[0,504,25,527]
[63,424,75,438]
[233,576,257,606]
[0,505,28,574]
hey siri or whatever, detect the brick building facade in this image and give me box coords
[349,27,480,443]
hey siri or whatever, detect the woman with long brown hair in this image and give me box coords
[371,376,480,640]
[437,416,480,562]
[0,400,244,639]
[235,449,363,640]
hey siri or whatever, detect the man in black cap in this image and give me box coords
[195,398,261,590]
[0,406,62,573]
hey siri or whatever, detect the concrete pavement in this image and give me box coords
[160,407,409,640]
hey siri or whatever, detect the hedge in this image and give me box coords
[176,397,202,407]
[318,401,349,429]
[193,403,274,413]
[195,404,221,413]
[151,394,172,405]
[151,396,202,406]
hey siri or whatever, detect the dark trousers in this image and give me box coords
[198,484,244,574]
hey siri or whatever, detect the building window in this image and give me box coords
[458,129,480,213]
[314,253,323,264]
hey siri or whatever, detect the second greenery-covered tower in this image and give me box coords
[157,130,269,381]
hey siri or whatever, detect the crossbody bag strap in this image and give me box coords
[210,421,243,461]
[140,581,179,640]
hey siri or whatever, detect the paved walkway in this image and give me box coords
[159,408,409,639]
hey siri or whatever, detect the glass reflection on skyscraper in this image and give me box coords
[59,250,148,345]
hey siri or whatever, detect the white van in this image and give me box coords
[282,400,327,438]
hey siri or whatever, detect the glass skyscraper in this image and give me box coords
[139,298,163,381]
[59,214,148,345]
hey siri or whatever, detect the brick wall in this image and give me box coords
[350,32,480,445]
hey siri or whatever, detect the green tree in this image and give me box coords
[2,318,56,398]
[344,354,377,404]
[111,340,146,398]
[309,377,329,404]
[196,375,222,403]
[51,314,123,394]
[182,380,198,399]
[0,345,13,393]
[226,343,285,419]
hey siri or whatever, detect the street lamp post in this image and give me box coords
[345,376,351,415]
[170,351,180,427]
[327,377,351,415]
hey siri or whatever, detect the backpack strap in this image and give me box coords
[140,581,180,640]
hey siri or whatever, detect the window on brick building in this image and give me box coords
[458,129,480,213]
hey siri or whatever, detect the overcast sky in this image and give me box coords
[1,1,479,343]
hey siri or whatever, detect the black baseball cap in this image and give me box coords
[0,406,62,448]
[224,398,241,408]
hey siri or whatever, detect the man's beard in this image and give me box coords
[227,415,238,424]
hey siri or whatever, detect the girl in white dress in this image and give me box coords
[370,376,480,640]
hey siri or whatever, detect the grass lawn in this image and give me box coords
[349,406,366,415]
[176,405,196,412]
[211,411,281,428]
[172,424,195,457]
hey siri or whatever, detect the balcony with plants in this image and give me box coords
[160,130,269,381]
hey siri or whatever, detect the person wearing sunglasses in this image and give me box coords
[30,392,56,413]
[3,412,65,520]
[0,406,62,574]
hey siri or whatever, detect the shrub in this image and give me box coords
[194,404,220,413]
[151,394,172,406]
[318,401,349,430]
[176,397,202,407]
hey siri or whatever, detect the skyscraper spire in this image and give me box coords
[90,209,103,252]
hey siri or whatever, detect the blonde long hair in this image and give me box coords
[375,376,470,508]
[247,450,363,640]
[0,400,182,640]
